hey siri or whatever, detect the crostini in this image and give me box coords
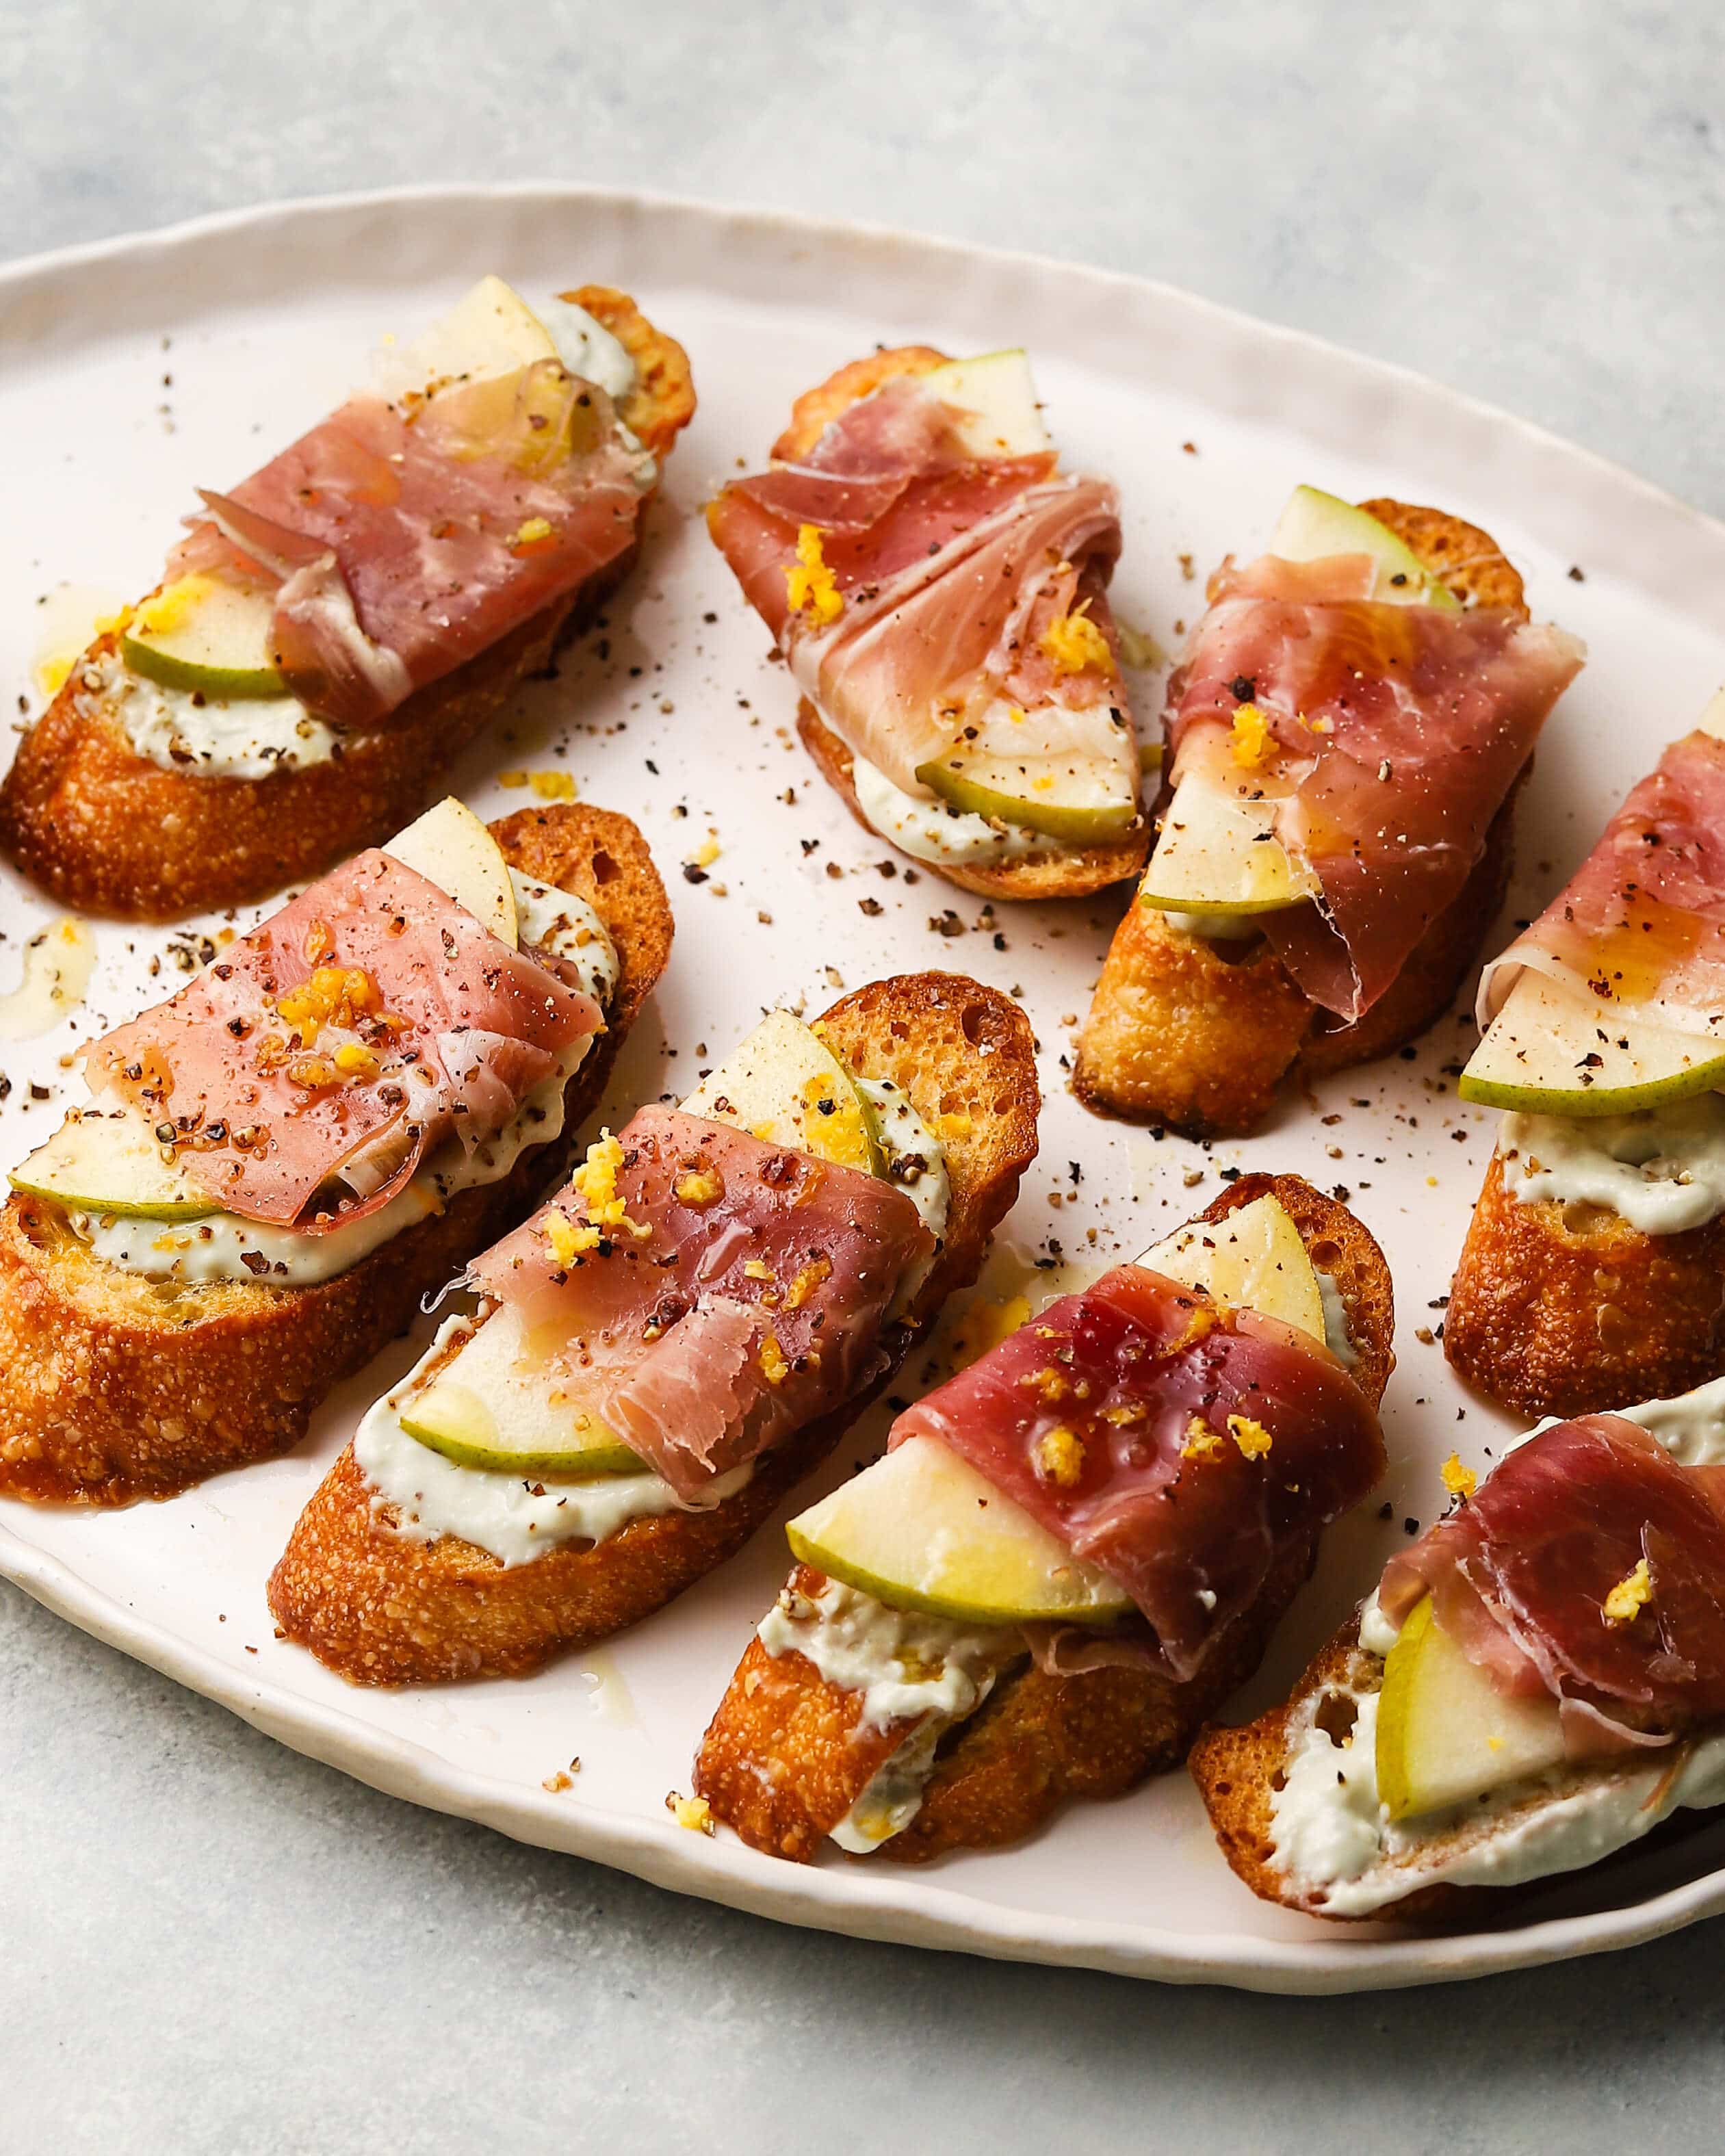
[693,1171,1390,1863]
[1073,489,1585,1137]
[705,345,1150,900]
[1447,692,1725,1416]
[267,973,1039,1684]
[0,797,671,1504]
[1191,1386,1725,1923]
[0,278,695,919]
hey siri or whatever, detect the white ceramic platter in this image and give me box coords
[4,185,1724,1995]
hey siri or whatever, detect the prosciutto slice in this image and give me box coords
[890,1265,1384,1681]
[166,360,654,728]
[92,850,599,1230]
[1477,727,1725,1039]
[469,1105,933,1501]
[1378,1416,1725,1747]
[707,373,1133,801]
[1167,552,1585,1022]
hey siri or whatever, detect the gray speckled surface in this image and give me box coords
[4,3,1725,2148]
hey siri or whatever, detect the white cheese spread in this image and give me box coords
[1313,1268,1358,1368]
[101,652,341,779]
[537,298,638,405]
[67,873,615,1288]
[354,1317,749,1566]
[757,1574,1022,1850]
[1500,1093,1725,1236]
[1269,1378,1725,1911]
[853,1075,950,1297]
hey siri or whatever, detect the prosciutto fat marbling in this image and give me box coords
[707,372,1132,801]
[169,361,655,727]
[469,1105,933,1501]
[1379,1416,1725,1750]
[890,1264,1384,1680]
[1477,727,1725,1039]
[1168,551,1584,1022]
[94,850,599,1229]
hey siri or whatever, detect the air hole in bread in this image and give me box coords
[1313,1690,1358,1745]
[1307,1238,1341,1270]
[1596,1301,1636,1354]
[589,848,617,886]
[1561,1198,1606,1235]
[961,1004,990,1047]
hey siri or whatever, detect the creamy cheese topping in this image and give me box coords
[1313,1268,1358,1368]
[537,298,638,405]
[830,1717,955,1855]
[757,1574,1021,1850]
[354,1317,749,1566]
[1269,1676,1725,1917]
[100,652,341,779]
[853,1074,950,1307]
[66,873,615,1288]
[1500,1094,1725,1236]
[851,752,1056,868]
[1269,1377,1725,1911]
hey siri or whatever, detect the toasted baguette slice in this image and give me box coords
[0,291,695,921]
[0,804,671,1507]
[1073,502,1529,1138]
[265,973,1040,1685]
[1444,1150,1725,1418]
[1189,1613,1719,1927]
[692,1171,1393,1864]
[764,346,1149,904]
[1189,1622,1489,1925]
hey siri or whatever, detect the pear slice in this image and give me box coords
[1375,1595,1567,1820]
[380,275,558,400]
[682,1010,883,1178]
[787,1433,1132,1627]
[1270,486,1460,612]
[915,746,1137,842]
[1138,1193,1326,1345]
[1461,967,1725,1116]
[918,349,1051,459]
[9,1108,216,1221]
[1139,770,1318,914]
[384,797,519,950]
[121,575,288,700]
[400,1304,641,1476]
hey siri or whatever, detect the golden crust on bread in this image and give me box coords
[762,348,1150,900]
[1445,1150,1725,1418]
[566,286,696,460]
[0,805,671,1507]
[265,974,1040,1685]
[694,1171,1394,1862]
[0,291,695,920]
[1073,501,1533,1136]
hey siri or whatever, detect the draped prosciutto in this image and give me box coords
[1379,1417,1725,1754]
[1167,553,1584,1022]
[92,851,600,1230]
[890,1265,1384,1681]
[706,372,1135,805]
[167,359,655,728]
[1477,727,1725,1040]
[468,1106,933,1502]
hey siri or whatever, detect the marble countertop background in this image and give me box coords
[4,3,1724,2148]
